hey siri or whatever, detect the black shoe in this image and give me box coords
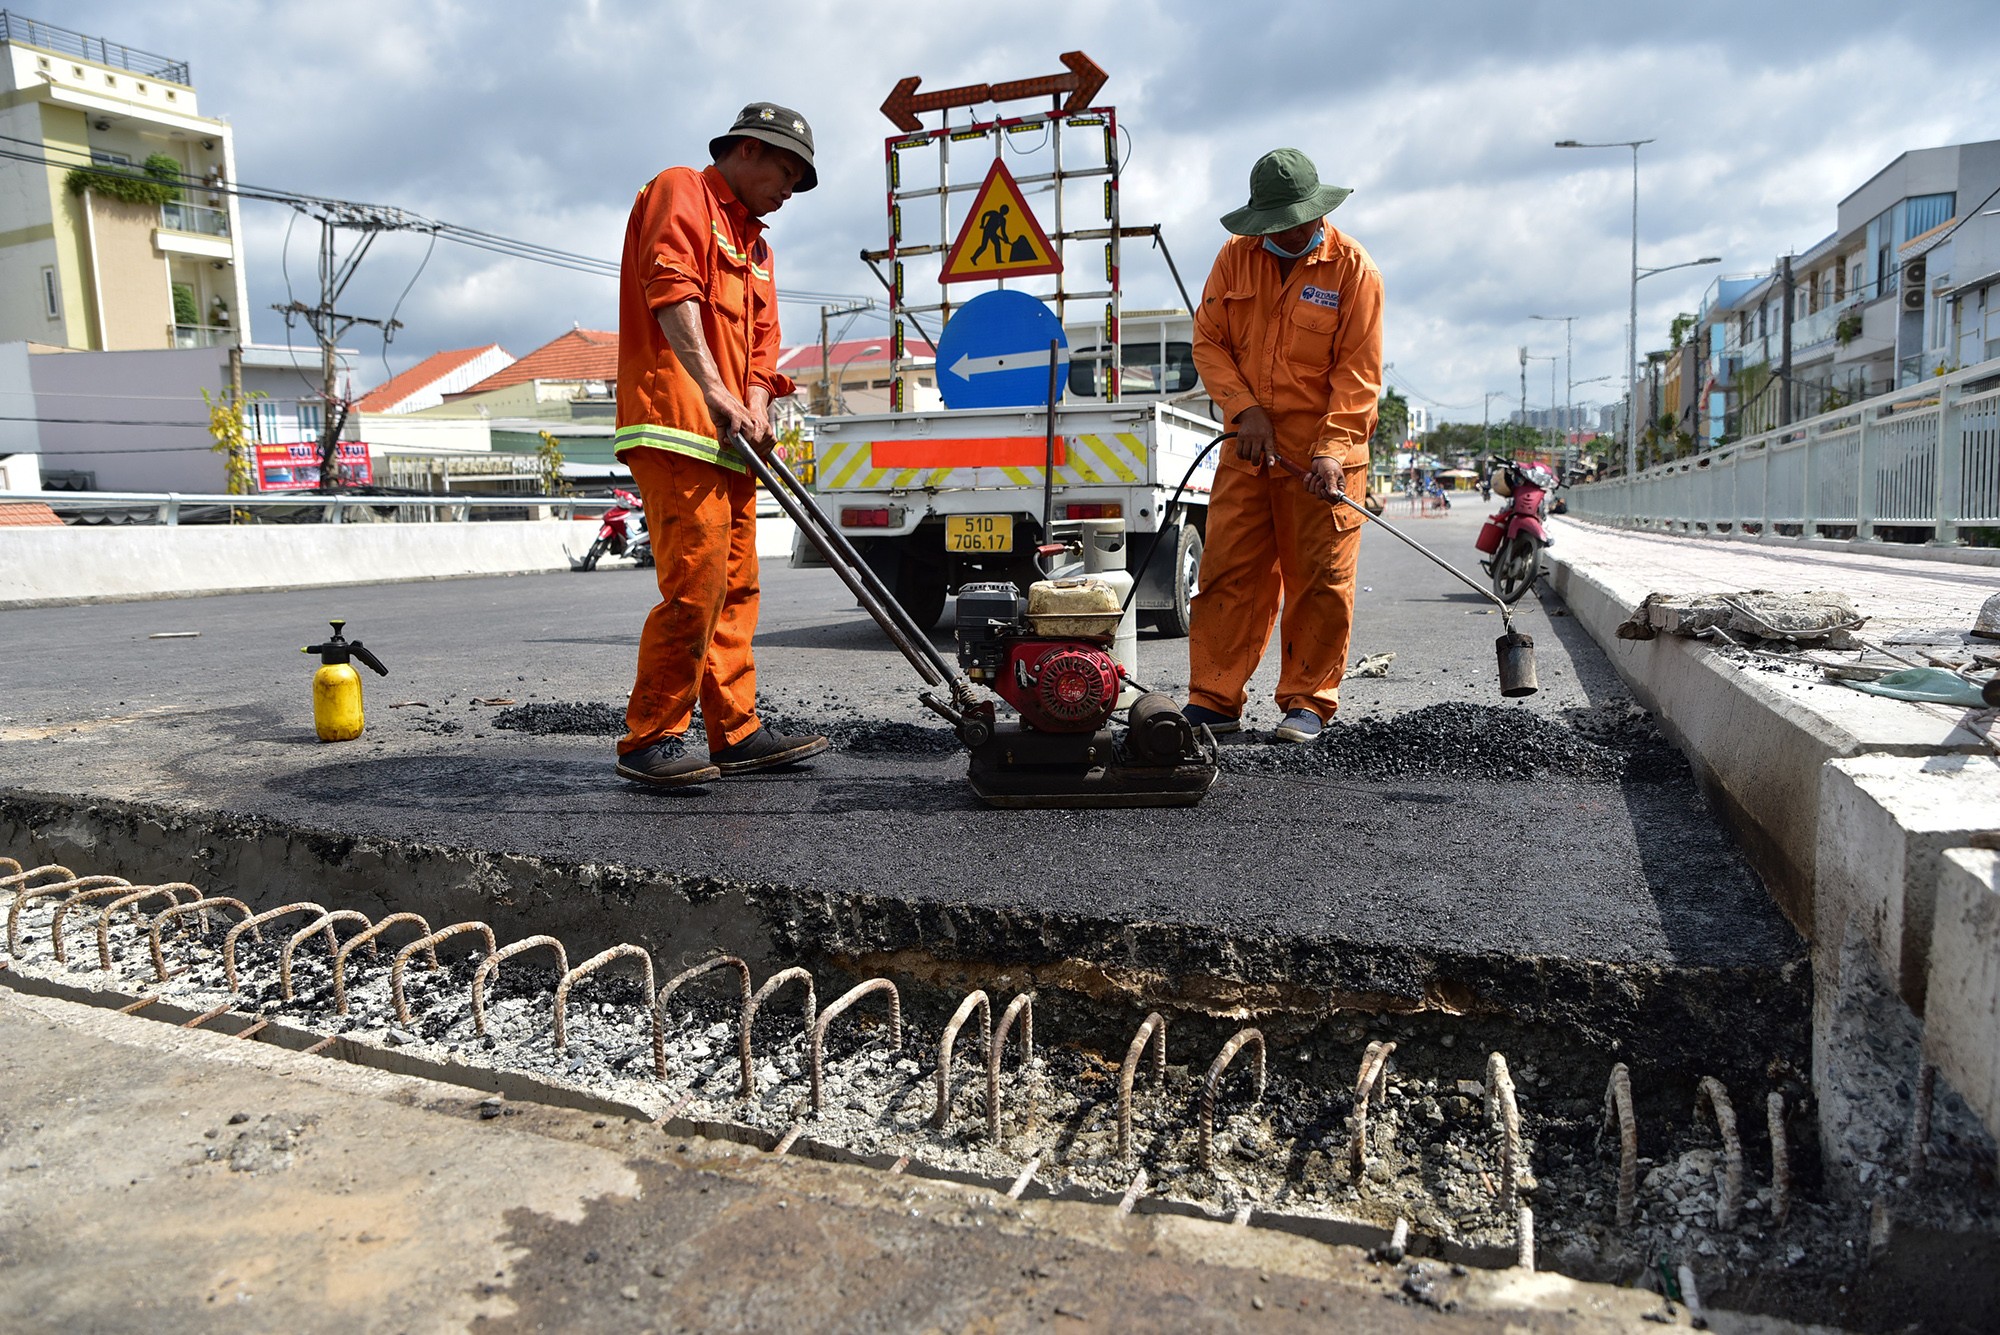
[1181,704,1241,735]
[711,725,831,774]
[616,741,721,787]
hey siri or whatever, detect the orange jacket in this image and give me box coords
[1192,226,1384,477]
[615,165,794,472]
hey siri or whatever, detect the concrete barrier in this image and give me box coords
[0,513,802,608]
[1925,848,2000,1134]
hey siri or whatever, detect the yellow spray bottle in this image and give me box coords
[303,620,389,742]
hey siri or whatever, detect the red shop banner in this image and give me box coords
[255,442,373,491]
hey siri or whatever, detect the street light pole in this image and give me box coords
[1555,138,1653,479]
[1531,314,1576,466]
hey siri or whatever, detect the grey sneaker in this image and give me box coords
[1181,704,1241,735]
[616,741,721,787]
[1272,709,1324,743]
[711,725,831,775]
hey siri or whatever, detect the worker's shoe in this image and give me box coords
[711,725,831,775]
[1180,704,1240,735]
[1272,709,1324,744]
[616,742,722,787]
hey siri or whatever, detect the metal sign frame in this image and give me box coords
[869,99,1123,411]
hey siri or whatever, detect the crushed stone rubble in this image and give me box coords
[1222,701,1651,783]
[0,857,1921,1308]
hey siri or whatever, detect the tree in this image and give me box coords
[1371,388,1409,458]
[202,386,262,519]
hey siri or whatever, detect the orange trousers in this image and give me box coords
[619,447,763,755]
[1187,460,1362,721]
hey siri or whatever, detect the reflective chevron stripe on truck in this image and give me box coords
[815,432,1149,491]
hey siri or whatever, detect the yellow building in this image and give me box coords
[0,12,249,351]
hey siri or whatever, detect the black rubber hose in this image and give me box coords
[1120,429,1235,614]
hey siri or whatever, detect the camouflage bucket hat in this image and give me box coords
[711,101,817,191]
[1220,148,1350,236]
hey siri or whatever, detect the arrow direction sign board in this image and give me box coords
[934,289,1068,410]
[880,51,1108,131]
[940,160,1062,284]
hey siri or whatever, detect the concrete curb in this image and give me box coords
[0,515,802,607]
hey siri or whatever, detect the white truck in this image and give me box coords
[795,311,1224,634]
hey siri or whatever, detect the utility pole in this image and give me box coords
[1519,345,1528,445]
[1779,254,1795,427]
[271,202,431,491]
[815,300,873,416]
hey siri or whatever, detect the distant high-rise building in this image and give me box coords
[0,12,249,350]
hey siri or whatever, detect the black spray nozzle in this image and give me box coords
[304,619,388,675]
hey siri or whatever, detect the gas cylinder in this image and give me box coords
[303,620,389,741]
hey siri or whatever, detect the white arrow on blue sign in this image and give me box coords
[933,289,1069,411]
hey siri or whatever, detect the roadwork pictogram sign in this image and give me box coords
[940,159,1062,284]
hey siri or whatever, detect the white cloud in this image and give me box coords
[58,0,2000,416]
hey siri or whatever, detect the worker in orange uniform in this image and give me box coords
[1182,148,1384,743]
[612,103,831,786]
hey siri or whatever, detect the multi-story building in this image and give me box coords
[0,12,249,352]
[1686,138,2000,448]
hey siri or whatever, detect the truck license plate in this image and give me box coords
[946,514,1013,553]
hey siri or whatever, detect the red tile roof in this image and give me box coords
[459,328,618,395]
[774,336,933,374]
[356,345,509,412]
[0,502,62,527]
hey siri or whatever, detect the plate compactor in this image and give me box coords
[731,434,1219,809]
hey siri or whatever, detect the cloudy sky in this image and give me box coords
[62,0,2000,422]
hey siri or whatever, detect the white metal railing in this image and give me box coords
[170,323,234,349]
[0,490,621,526]
[159,200,228,237]
[1567,355,2000,544]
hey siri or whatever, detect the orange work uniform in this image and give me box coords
[1187,225,1384,721]
[614,164,794,756]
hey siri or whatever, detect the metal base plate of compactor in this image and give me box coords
[964,723,1220,809]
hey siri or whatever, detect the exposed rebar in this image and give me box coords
[1486,1051,1523,1212]
[280,910,372,1000]
[1347,1040,1396,1180]
[49,881,166,964]
[89,884,201,970]
[149,897,253,982]
[1767,1091,1791,1225]
[332,912,433,1014]
[1517,1205,1535,1271]
[745,966,817,1060]
[988,991,1036,1143]
[1007,1156,1040,1200]
[935,989,991,1132]
[472,935,569,1036]
[1602,1062,1638,1227]
[9,875,129,954]
[1694,1076,1743,1230]
[1909,1062,1936,1177]
[391,921,497,1023]
[553,945,657,1052]
[1196,1028,1267,1174]
[1118,1167,1148,1216]
[810,979,902,1116]
[223,903,330,994]
[653,955,753,1095]
[1116,1012,1167,1162]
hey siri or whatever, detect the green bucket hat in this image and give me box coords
[1220,148,1350,236]
[710,101,818,192]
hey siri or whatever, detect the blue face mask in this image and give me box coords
[1262,225,1323,260]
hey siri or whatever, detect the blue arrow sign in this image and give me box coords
[933,289,1068,411]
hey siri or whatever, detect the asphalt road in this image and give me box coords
[0,503,1795,975]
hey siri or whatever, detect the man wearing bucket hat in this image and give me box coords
[612,102,831,786]
[1181,148,1385,743]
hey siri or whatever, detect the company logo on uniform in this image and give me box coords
[1300,286,1341,310]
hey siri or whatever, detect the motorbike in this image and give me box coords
[572,488,653,571]
[1476,458,1558,603]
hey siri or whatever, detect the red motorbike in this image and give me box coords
[573,488,653,571]
[1476,459,1557,603]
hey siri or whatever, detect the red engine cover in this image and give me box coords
[997,639,1122,732]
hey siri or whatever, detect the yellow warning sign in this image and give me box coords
[940,159,1063,284]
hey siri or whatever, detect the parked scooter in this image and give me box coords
[572,488,653,571]
[1475,458,1559,603]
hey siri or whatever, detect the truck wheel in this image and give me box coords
[895,561,948,632]
[1142,523,1202,638]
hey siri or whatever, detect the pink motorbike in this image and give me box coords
[1475,459,1557,604]
[573,488,653,571]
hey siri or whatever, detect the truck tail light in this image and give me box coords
[840,507,893,528]
[1062,502,1123,520]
